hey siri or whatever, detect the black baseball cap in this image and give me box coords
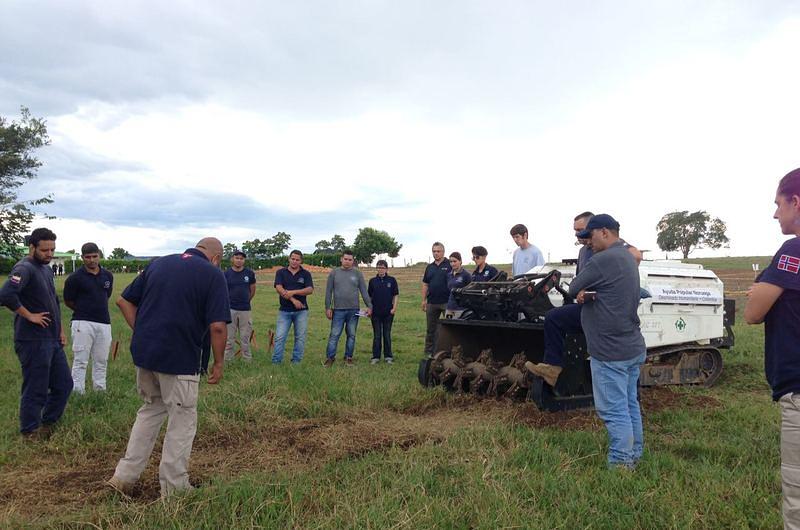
[576,213,620,239]
[233,250,246,258]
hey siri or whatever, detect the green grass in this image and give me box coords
[0,267,784,529]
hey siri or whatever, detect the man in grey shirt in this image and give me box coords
[567,213,646,469]
[324,250,371,366]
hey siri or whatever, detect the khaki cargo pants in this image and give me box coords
[781,392,800,529]
[113,368,200,497]
[224,309,253,361]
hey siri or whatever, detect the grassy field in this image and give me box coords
[0,259,784,529]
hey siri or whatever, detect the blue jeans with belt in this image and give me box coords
[326,309,360,359]
[15,340,73,434]
[590,352,646,467]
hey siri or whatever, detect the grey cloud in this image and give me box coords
[3,2,796,122]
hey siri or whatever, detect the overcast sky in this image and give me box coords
[2,1,800,264]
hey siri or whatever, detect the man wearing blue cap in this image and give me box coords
[564,214,646,469]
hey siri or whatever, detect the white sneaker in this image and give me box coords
[370,358,380,365]
[385,357,394,364]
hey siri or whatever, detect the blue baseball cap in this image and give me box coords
[576,213,620,239]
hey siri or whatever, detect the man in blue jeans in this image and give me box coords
[273,250,314,363]
[567,214,646,469]
[324,250,371,366]
[0,228,73,439]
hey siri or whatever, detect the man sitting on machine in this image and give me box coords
[526,212,642,386]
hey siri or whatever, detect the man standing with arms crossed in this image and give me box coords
[64,242,114,394]
[567,214,646,469]
[223,250,256,362]
[324,250,371,366]
[107,238,230,497]
[422,242,451,356]
[0,228,72,439]
[273,249,314,364]
[510,224,545,276]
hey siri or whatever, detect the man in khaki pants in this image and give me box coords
[107,238,230,497]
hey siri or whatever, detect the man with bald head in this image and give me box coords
[108,238,230,498]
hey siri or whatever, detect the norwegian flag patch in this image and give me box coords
[9,275,21,284]
[778,254,800,274]
[181,253,193,260]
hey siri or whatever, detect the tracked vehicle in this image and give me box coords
[417,261,735,411]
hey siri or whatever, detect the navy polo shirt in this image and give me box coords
[0,257,61,341]
[63,266,114,324]
[122,248,231,375]
[225,267,256,311]
[423,260,452,305]
[447,269,473,310]
[274,266,314,312]
[368,274,399,317]
[471,264,499,282]
[758,237,800,400]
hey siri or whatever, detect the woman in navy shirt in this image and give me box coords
[445,252,472,319]
[745,167,800,527]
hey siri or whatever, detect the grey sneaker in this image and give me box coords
[385,357,394,364]
[370,358,380,365]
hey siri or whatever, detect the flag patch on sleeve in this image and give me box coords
[778,254,800,274]
[10,275,21,284]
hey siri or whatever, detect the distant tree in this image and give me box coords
[109,247,130,260]
[66,249,76,254]
[241,238,266,258]
[264,231,291,258]
[0,107,53,258]
[351,227,402,265]
[223,242,239,259]
[656,210,729,259]
[315,239,331,252]
[330,234,346,252]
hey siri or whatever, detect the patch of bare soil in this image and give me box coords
[0,386,719,518]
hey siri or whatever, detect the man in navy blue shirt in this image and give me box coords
[273,250,314,364]
[421,242,452,356]
[108,238,230,498]
[0,228,72,439]
[64,242,114,394]
[223,251,256,362]
[745,168,800,526]
[368,260,399,364]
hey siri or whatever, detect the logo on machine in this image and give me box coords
[675,317,687,332]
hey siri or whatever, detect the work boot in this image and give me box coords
[21,424,53,441]
[525,361,563,387]
[323,358,335,368]
[106,476,135,497]
[345,357,354,366]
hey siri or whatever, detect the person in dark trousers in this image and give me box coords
[368,260,399,364]
[107,238,230,498]
[470,246,499,282]
[745,168,800,527]
[63,242,114,393]
[421,242,451,355]
[0,228,73,439]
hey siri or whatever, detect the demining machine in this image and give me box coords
[417,261,736,411]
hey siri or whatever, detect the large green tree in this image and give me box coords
[351,227,401,265]
[223,242,239,258]
[109,247,130,260]
[656,210,729,259]
[242,232,292,258]
[330,234,346,252]
[0,107,53,257]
